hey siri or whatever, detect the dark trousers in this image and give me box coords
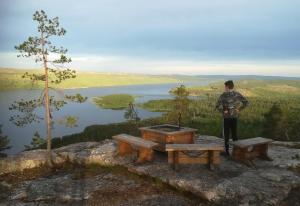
[223,118,238,151]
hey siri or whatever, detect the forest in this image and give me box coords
[141,80,300,141]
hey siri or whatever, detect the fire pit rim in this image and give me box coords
[139,124,198,135]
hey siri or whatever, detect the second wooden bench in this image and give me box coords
[166,144,223,171]
[232,137,273,166]
[113,134,158,163]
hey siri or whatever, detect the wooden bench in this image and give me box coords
[112,134,158,163]
[166,144,223,171]
[232,137,273,166]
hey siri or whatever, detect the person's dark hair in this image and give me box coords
[224,80,234,89]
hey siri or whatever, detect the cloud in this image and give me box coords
[0,0,300,76]
[1,52,299,77]
[1,0,300,56]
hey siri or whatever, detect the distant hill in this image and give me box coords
[0,68,183,91]
[194,75,300,81]
[1,68,299,91]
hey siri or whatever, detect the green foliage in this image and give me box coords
[187,79,300,98]
[167,85,191,124]
[262,104,284,139]
[140,99,174,112]
[10,10,85,127]
[24,132,46,150]
[65,93,88,103]
[0,125,10,154]
[9,98,44,126]
[287,108,300,140]
[57,116,79,128]
[263,105,300,141]
[49,68,75,84]
[35,79,299,149]
[140,81,300,141]
[9,10,87,161]
[9,95,70,126]
[93,94,135,110]
[15,10,70,65]
[47,117,165,149]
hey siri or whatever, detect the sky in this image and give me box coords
[0,0,300,76]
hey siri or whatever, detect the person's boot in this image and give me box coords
[225,148,230,156]
[221,147,230,157]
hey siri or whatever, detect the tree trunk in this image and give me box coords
[41,32,52,166]
[44,66,52,165]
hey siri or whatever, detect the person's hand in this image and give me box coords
[224,110,228,114]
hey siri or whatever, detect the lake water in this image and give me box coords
[0,81,212,154]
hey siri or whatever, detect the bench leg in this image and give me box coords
[137,148,154,164]
[232,146,248,161]
[256,144,273,161]
[118,141,133,156]
[172,151,179,171]
[232,146,241,161]
[208,151,217,171]
[232,146,254,167]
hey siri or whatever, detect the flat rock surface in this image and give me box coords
[1,136,300,206]
[1,166,201,206]
[127,136,300,205]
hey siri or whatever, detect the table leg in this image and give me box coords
[118,141,133,156]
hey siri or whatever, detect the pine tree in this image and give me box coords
[124,103,140,122]
[9,10,87,165]
[24,131,46,150]
[262,103,286,140]
[167,85,191,125]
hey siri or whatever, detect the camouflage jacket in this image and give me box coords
[216,90,249,118]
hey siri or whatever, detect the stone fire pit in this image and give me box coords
[139,124,197,151]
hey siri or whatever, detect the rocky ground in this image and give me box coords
[1,136,300,206]
[0,163,203,206]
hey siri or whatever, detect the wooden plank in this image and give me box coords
[118,141,133,156]
[137,148,154,163]
[166,133,195,144]
[211,151,221,164]
[142,131,167,144]
[231,137,273,148]
[141,129,195,152]
[178,156,210,164]
[168,151,208,163]
[113,134,158,148]
[166,144,223,151]
[168,151,220,165]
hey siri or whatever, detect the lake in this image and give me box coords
[0,81,212,154]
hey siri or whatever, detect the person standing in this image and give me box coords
[216,80,249,156]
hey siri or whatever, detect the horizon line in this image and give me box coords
[1,67,300,78]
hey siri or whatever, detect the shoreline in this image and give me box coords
[0,81,188,92]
